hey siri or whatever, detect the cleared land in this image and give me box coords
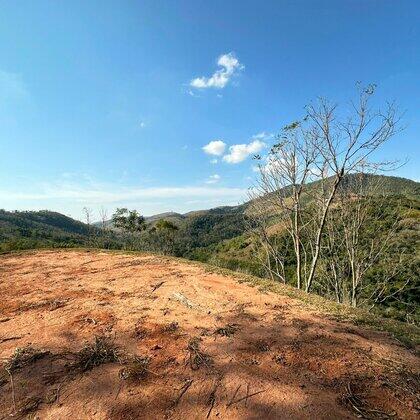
[0,250,418,419]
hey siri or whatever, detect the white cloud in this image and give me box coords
[205,174,221,184]
[190,53,244,90]
[223,140,266,164]
[210,158,218,164]
[202,140,226,156]
[252,131,274,141]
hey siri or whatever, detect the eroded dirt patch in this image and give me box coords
[0,250,418,419]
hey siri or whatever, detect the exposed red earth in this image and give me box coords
[0,250,418,419]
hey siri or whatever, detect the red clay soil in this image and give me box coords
[0,250,418,419]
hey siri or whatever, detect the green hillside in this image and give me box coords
[0,210,124,252]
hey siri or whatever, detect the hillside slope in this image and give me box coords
[0,250,418,419]
[0,210,94,249]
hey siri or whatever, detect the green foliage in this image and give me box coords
[154,219,178,232]
[0,209,125,252]
[0,210,94,251]
[111,208,146,233]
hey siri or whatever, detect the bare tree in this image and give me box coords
[331,173,408,307]
[245,195,289,283]
[251,85,401,292]
[82,207,93,226]
[98,206,108,230]
[303,84,400,291]
[249,120,317,288]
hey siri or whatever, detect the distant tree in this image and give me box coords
[82,207,93,226]
[150,219,179,255]
[111,208,146,249]
[82,206,94,245]
[112,208,146,234]
[99,206,108,230]
[155,219,178,232]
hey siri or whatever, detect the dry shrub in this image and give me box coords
[255,340,270,352]
[75,336,119,372]
[119,356,150,381]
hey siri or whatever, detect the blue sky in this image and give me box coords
[0,1,419,220]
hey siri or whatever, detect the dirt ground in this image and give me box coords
[0,250,418,419]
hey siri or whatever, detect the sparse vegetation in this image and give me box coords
[119,356,151,381]
[163,321,179,333]
[187,337,212,370]
[0,249,418,418]
[214,324,240,337]
[5,346,50,373]
[75,336,119,372]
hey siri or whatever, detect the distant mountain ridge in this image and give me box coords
[1,174,418,253]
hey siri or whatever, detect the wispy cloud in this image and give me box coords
[223,139,266,164]
[252,131,274,141]
[202,140,226,156]
[190,53,244,90]
[0,179,244,206]
[205,174,221,184]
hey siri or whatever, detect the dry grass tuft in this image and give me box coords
[17,396,42,416]
[272,354,286,365]
[75,336,119,372]
[214,324,240,337]
[163,321,179,333]
[255,340,270,352]
[119,356,151,381]
[187,337,212,370]
[5,346,50,373]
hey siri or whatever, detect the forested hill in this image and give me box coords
[0,210,97,250]
[1,174,418,254]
